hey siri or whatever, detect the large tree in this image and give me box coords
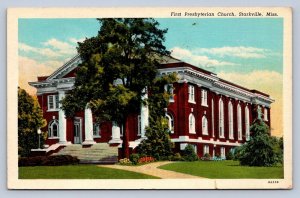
[237,118,281,167]
[62,18,173,158]
[18,87,46,157]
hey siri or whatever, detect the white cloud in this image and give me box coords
[69,37,85,44]
[193,46,274,59]
[218,70,283,137]
[171,47,238,67]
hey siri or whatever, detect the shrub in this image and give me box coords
[129,153,140,165]
[182,144,198,161]
[119,158,131,165]
[138,156,155,164]
[202,153,211,161]
[226,150,234,160]
[171,153,183,161]
[18,155,79,166]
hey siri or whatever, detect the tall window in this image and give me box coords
[188,85,195,103]
[48,95,59,110]
[212,98,214,137]
[202,116,208,135]
[189,113,196,134]
[228,101,234,139]
[221,147,226,159]
[219,98,224,138]
[264,108,268,121]
[201,89,208,106]
[237,103,242,140]
[93,123,101,137]
[48,120,59,138]
[164,84,174,102]
[137,115,141,136]
[203,145,210,155]
[166,113,174,133]
[245,106,250,141]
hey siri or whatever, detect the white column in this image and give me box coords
[109,121,122,144]
[58,91,70,145]
[140,88,149,138]
[82,105,96,145]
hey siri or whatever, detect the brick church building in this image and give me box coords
[29,55,274,159]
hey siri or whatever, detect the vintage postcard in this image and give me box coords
[7,7,292,189]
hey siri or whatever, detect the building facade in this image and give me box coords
[29,55,274,158]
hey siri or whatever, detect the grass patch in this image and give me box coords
[159,160,283,179]
[19,165,159,179]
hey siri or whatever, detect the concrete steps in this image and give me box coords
[52,143,118,164]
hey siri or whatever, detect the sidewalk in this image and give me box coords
[98,161,205,179]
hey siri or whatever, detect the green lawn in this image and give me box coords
[159,160,283,179]
[19,165,158,179]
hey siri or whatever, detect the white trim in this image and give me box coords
[201,89,208,106]
[48,119,59,138]
[219,98,225,138]
[188,84,195,103]
[211,98,215,137]
[245,106,250,141]
[171,136,242,146]
[166,113,174,134]
[202,115,208,135]
[228,101,234,139]
[237,103,242,140]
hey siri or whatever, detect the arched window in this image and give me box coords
[189,113,196,134]
[202,116,208,135]
[245,106,250,141]
[228,101,234,139]
[237,103,242,140]
[166,113,174,133]
[219,98,224,138]
[48,120,59,138]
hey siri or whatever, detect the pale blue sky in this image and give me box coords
[18,18,283,74]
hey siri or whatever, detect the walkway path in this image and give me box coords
[98,161,205,179]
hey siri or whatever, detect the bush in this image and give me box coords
[119,158,131,165]
[202,153,211,161]
[171,153,183,161]
[129,153,140,165]
[138,156,155,164]
[226,150,234,160]
[182,144,198,161]
[18,155,79,166]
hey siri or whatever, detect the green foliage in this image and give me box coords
[137,119,174,160]
[226,150,234,160]
[129,153,140,165]
[61,18,171,158]
[18,155,79,167]
[182,144,198,161]
[18,87,46,157]
[171,153,183,161]
[237,120,281,166]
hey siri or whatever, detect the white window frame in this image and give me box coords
[93,123,101,137]
[48,120,59,138]
[164,84,174,102]
[245,106,250,141]
[228,101,234,139]
[166,113,174,133]
[47,94,59,111]
[203,145,210,155]
[264,108,268,121]
[202,115,208,135]
[201,89,208,106]
[188,85,195,103]
[237,104,242,140]
[219,98,224,138]
[189,113,196,134]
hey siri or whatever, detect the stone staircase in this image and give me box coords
[52,143,119,164]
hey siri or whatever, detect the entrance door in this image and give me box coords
[74,118,82,144]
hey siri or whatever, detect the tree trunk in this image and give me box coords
[121,116,130,158]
